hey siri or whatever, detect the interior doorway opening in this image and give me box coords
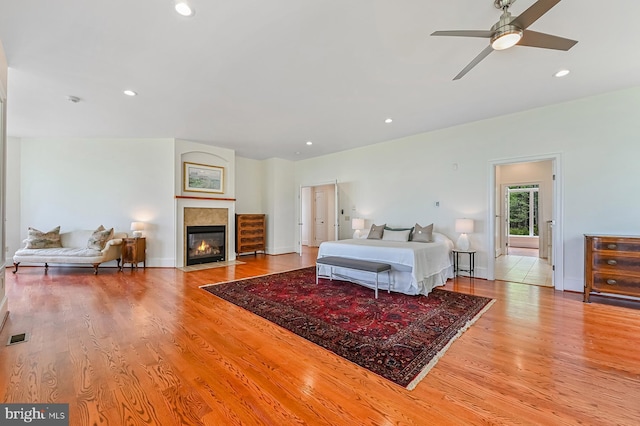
[490,157,561,289]
[299,182,338,256]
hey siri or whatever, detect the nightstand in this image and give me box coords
[122,237,146,270]
[452,249,475,277]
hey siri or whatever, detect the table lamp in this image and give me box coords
[130,221,144,238]
[455,218,474,251]
[352,218,365,239]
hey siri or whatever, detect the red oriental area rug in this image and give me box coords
[202,267,494,389]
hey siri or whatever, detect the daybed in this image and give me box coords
[13,226,127,274]
[317,223,454,296]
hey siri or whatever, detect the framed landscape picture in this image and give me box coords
[184,162,224,194]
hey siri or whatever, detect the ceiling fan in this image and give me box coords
[431,0,577,80]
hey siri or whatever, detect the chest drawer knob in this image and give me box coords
[607,259,618,266]
[606,279,618,285]
[607,243,617,249]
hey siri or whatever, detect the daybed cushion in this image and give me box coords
[88,226,114,250]
[25,226,62,249]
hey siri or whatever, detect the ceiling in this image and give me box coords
[1,0,639,161]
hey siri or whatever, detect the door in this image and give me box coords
[314,190,327,246]
[504,186,510,255]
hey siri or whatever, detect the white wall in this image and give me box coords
[12,138,176,267]
[6,137,21,259]
[293,86,640,292]
[262,158,296,254]
[235,156,263,214]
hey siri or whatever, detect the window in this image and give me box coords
[508,185,539,237]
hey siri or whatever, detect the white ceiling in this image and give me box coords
[1,0,639,160]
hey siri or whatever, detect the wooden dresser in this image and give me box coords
[584,234,640,302]
[236,214,266,255]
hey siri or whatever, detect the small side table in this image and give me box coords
[122,237,146,270]
[452,249,476,277]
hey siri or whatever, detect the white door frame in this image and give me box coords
[487,154,564,290]
[298,180,339,255]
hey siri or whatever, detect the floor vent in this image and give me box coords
[6,332,30,346]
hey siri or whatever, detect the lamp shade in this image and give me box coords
[130,221,144,238]
[455,218,474,234]
[352,218,365,239]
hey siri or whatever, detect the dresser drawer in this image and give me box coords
[592,253,640,273]
[592,273,640,296]
[238,227,264,237]
[591,238,640,253]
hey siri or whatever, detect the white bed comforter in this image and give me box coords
[317,234,454,296]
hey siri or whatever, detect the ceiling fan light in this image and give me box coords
[491,30,522,50]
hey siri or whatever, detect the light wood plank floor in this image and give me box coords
[1,252,639,425]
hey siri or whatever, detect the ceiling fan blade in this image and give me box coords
[519,30,577,50]
[431,30,493,38]
[510,0,561,30]
[453,45,494,80]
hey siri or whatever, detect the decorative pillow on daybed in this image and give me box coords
[87,225,114,250]
[367,223,386,240]
[411,223,434,243]
[25,226,62,249]
[382,229,412,242]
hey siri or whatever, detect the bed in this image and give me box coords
[316,232,454,296]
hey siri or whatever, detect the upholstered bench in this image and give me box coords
[316,256,392,298]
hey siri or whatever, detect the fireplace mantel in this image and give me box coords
[176,195,236,202]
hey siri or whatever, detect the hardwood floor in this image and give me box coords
[1,253,639,425]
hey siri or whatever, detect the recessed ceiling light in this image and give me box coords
[554,69,570,78]
[175,1,195,17]
[123,90,137,96]
[306,141,313,146]
[384,118,393,124]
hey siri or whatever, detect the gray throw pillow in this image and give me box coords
[411,223,433,242]
[367,223,386,240]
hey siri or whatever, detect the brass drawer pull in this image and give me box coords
[607,244,617,249]
[606,279,617,285]
[607,260,618,266]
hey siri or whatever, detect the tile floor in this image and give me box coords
[494,247,553,287]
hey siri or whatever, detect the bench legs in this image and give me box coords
[316,264,392,299]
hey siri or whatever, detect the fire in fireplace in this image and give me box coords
[186,225,225,265]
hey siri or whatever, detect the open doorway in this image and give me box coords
[299,182,338,256]
[490,158,561,288]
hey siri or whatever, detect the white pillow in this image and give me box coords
[382,229,411,242]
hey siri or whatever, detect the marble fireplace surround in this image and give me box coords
[175,197,236,267]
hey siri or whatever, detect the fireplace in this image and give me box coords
[186,225,226,265]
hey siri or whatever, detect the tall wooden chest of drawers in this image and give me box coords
[236,214,266,255]
[584,235,640,302]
